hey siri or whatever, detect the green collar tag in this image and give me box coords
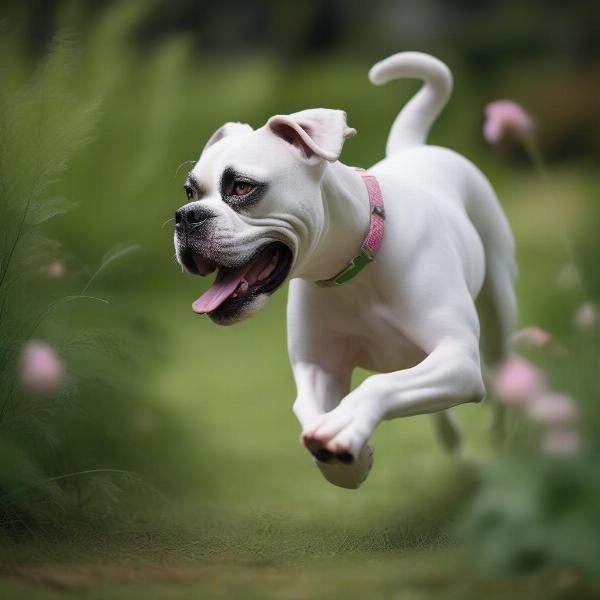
[315,248,374,287]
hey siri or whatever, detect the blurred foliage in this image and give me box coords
[461,455,600,576]
[0,28,202,533]
[461,311,600,576]
[4,0,599,161]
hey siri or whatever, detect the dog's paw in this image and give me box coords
[303,436,355,464]
[313,444,374,489]
[301,403,375,462]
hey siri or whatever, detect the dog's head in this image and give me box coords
[174,109,355,325]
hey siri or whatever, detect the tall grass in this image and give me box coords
[0,18,190,535]
[0,33,101,527]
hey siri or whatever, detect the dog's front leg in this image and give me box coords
[292,361,350,435]
[292,361,375,488]
[303,338,485,461]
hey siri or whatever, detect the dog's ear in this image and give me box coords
[201,122,253,155]
[267,109,356,162]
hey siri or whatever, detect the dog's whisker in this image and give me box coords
[175,160,196,177]
[162,216,175,229]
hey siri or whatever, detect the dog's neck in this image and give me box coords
[294,161,371,282]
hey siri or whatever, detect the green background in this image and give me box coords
[0,1,599,597]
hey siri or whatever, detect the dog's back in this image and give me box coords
[369,52,518,368]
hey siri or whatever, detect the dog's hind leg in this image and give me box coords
[476,255,518,444]
[463,167,518,444]
[430,256,517,453]
[430,410,462,454]
[429,258,515,455]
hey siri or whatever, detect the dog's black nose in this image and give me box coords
[175,205,214,229]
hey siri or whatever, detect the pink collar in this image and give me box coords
[316,167,385,287]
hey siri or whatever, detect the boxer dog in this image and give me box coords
[174,52,517,489]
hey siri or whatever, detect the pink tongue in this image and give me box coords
[192,269,245,315]
[192,266,248,314]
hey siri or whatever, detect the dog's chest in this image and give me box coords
[333,297,427,373]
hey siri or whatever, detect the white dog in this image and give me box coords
[175,52,517,489]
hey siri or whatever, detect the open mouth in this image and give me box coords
[183,242,292,316]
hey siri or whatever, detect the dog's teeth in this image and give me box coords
[258,262,276,281]
[239,280,249,294]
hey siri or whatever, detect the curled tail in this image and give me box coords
[369,52,453,156]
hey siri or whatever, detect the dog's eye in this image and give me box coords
[184,186,194,201]
[232,181,254,196]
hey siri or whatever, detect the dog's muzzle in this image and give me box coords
[175,206,293,319]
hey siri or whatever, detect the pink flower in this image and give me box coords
[512,326,553,349]
[574,303,597,330]
[542,428,580,456]
[46,260,65,278]
[20,340,64,396]
[492,356,544,405]
[527,392,577,425]
[483,100,534,144]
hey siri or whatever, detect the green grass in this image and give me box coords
[2,168,597,598]
[4,547,588,600]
